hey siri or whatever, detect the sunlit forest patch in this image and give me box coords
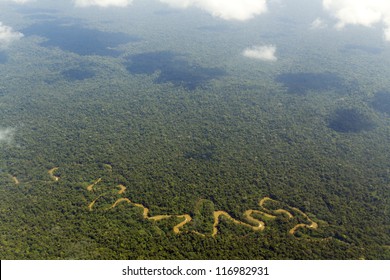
[328,108,376,133]
[124,51,226,90]
[275,72,344,95]
[22,20,140,56]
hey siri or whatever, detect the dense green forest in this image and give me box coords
[0,0,389,259]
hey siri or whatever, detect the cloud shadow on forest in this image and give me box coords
[125,51,225,90]
[328,108,375,133]
[275,72,344,95]
[371,91,390,115]
[184,144,218,161]
[61,67,96,81]
[22,20,140,56]
[0,52,7,64]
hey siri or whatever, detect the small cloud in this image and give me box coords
[323,0,390,41]
[74,0,133,8]
[0,22,24,49]
[0,128,15,144]
[159,0,268,21]
[243,45,277,61]
[310,18,327,29]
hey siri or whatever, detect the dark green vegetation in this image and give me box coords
[328,108,376,133]
[275,72,344,95]
[22,20,140,56]
[191,199,215,235]
[61,68,96,81]
[125,51,225,90]
[184,144,217,161]
[371,91,390,115]
[0,0,389,260]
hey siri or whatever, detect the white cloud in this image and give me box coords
[242,45,277,61]
[74,0,133,7]
[159,0,268,21]
[0,22,23,49]
[0,128,15,144]
[323,0,390,41]
[72,0,268,20]
[310,18,327,29]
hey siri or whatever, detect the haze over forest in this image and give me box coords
[0,0,389,259]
